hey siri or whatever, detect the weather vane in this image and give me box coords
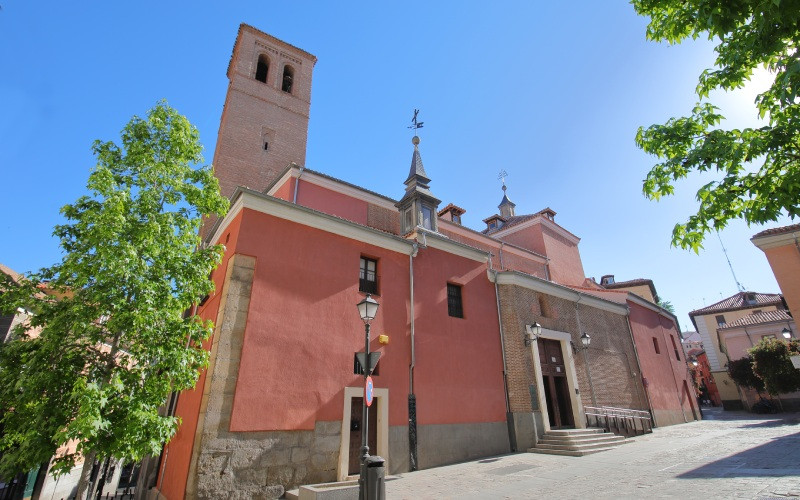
[408,109,424,133]
[498,170,508,188]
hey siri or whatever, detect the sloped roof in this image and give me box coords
[689,292,784,317]
[718,309,793,330]
[0,263,22,283]
[752,223,800,239]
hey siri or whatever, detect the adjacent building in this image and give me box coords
[688,292,786,410]
[752,224,800,321]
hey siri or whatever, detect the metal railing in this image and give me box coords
[584,405,653,437]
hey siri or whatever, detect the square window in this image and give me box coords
[359,257,378,294]
[447,283,463,318]
[715,315,726,327]
[652,337,660,354]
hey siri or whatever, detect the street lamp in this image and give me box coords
[356,294,379,500]
[575,331,596,406]
[691,358,699,367]
[783,327,792,339]
[524,322,542,346]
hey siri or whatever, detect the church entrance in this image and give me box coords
[538,338,574,429]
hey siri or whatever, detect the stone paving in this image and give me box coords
[384,408,800,499]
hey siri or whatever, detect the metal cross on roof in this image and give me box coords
[408,109,424,132]
[498,170,508,187]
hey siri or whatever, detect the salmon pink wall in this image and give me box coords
[230,208,410,430]
[158,212,245,500]
[763,245,800,321]
[295,179,369,225]
[628,302,694,418]
[227,208,506,431]
[411,246,507,425]
[272,177,295,201]
[497,223,585,285]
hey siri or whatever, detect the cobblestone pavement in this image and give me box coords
[384,408,800,499]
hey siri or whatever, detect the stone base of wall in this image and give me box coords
[194,421,342,499]
[508,412,539,451]
[388,425,410,474]
[417,421,510,470]
[652,409,692,427]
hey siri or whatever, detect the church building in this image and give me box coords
[153,24,697,499]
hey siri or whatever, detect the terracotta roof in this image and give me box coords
[718,309,793,330]
[689,291,784,317]
[0,263,22,283]
[752,223,800,239]
[482,214,533,234]
[438,203,466,217]
[603,278,651,289]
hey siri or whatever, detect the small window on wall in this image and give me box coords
[652,337,660,354]
[715,315,726,327]
[670,335,680,361]
[359,257,378,294]
[404,208,413,233]
[447,283,463,318]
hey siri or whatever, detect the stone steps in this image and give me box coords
[529,428,627,457]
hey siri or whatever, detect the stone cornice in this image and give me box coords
[207,188,414,255]
[489,270,628,315]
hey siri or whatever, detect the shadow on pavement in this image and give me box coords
[678,431,800,479]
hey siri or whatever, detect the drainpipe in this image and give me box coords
[490,261,516,450]
[575,296,597,407]
[624,314,655,426]
[499,242,505,270]
[292,165,305,204]
[544,258,551,281]
[407,242,419,471]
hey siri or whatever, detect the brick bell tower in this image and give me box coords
[211,24,317,202]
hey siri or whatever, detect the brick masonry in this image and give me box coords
[498,284,648,420]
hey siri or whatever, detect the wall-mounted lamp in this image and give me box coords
[782,327,792,339]
[691,357,699,367]
[572,332,591,353]
[524,322,542,346]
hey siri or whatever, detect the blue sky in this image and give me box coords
[0,2,791,328]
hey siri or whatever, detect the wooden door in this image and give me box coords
[348,397,378,475]
[538,338,574,428]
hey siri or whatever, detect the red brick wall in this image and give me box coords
[498,284,648,414]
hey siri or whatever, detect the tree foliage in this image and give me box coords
[0,102,228,482]
[727,355,765,393]
[633,0,800,251]
[749,337,800,396]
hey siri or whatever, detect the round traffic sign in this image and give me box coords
[365,376,374,407]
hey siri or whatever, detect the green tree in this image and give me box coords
[0,102,228,497]
[727,355,765,393]
[632,0,800,251]
[749,337,800,396]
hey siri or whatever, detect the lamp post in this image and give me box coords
[782,327,792,339]
[578,332,596,406]
[356,294,379,500]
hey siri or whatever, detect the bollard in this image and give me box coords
[364,455,385,500]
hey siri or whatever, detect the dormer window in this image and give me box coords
[255,54,269,83]
[453,214,461,224]
[282,65,294,93]
[421,206,433,230]
[745,292,757,305]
